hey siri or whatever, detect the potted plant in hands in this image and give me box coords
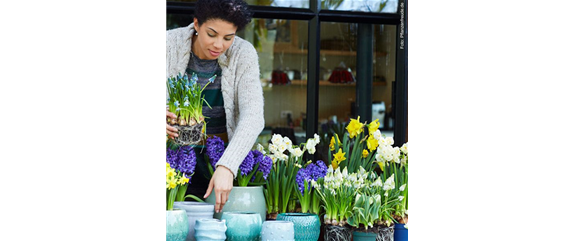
[204,136,273,221]
[166,72,215,145]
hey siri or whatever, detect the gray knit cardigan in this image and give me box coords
[166,23,265,178]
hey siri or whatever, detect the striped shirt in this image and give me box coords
[186,50,228,144]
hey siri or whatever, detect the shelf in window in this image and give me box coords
[280,80,387,86]
[273,46,387,57]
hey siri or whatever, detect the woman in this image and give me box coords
[165,0,264,214]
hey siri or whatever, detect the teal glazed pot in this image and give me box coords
[206,186,266,221]
[221,211,262,241]
[194,218,226,241]
[276,213,320,241]
[166,209,189,241]
[260,220,295,241]
[173,202,215,241]
[353,230,377,241]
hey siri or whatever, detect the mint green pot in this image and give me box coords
[206,186,266,221]
[352,230,377,241]
[276,213,320,241]
[221,211,262,241]
[166,209,189,241]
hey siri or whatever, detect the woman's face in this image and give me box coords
[193,18,237,60]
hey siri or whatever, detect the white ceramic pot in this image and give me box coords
[260,220,295,241]
[173,201,215,241]
[194,218,226,241]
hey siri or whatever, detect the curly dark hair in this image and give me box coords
[194,0,253,31]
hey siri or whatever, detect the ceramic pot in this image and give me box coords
[173,202,215,241]
[260,220,295,241]
[276,213,320,241]
[206,186,266,221]
[353,230,377,241]
[324,224,352,241]
[393,223,407,241]
[375,224,394,241]
[221,211,262,241]
[194,218,226,241]
[166,209,189,241]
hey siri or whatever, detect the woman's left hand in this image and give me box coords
[203,166,234,213]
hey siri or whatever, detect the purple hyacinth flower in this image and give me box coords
[177,145,197,181]
[296,167,311,194]
[206,136,225,168]
[250,150,273,182]
[166,148,179,170]
[238,151,256,176]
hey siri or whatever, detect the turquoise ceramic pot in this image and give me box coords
[173,202,215,241]
[221,211,262,241]
[194,218,226,241]
[276,213,320,241]
[260,220,295,241]
[352,230,377,241]
[206,186,266,221]
[166,209,189,241]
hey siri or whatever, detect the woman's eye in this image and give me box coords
[225,37,233,41]
[208,33,215,37]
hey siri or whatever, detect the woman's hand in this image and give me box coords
[166,110,178,139]
[203,166,234,213]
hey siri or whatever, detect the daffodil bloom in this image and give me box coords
[346,117,364,138]
[329,135,341,151]
[168,179,177,190]
[362,149,369,158]
[331,148,346,169]
[166,168,176,178]
[367,135,378,151]
[368,119,380,134]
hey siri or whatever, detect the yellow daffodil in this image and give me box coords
[362,149,369,158]
[330,135,341,151]
[377,161,385,171]
[178,175,190,185]
[368,119,380,134]
[367,135,378,151]
[166,167,176,178]
[168,179,177,189]
[346,117,364,139]
[331,148,346,169]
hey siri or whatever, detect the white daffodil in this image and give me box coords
[257,143,266,155]
[268,144,278,154]
[385,137,394,146]
[314,133,320,143]
[271,134,283,145]
[400,143,408,154]
[278,143,287,153]
[307,145,316,154]
[291,147,304,158]
[283,136,293,147]
[372,129,382,141]
[393,147,401,163]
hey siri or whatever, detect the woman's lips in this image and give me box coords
[209,50,220,57]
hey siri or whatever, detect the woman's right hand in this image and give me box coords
[166,110,178,139]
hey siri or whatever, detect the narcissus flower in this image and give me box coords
[368,119,380,134]
[332,148,346,169]
[346,117,364,138]
[362,149,369,158]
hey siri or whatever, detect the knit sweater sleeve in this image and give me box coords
[215,41,265,178]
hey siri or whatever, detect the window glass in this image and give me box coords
[314,22,395,160]
[321,0,398,13]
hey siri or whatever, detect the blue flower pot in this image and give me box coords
[276,213,320,241]
[167,209,189,241]
[221,211,262,241]
[261,220,295,241]
[173,201,215,241]
[194,218,226,241]
[394,223,407,241]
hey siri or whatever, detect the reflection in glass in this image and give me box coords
[241,19,309,146]
[321,0,398,13]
